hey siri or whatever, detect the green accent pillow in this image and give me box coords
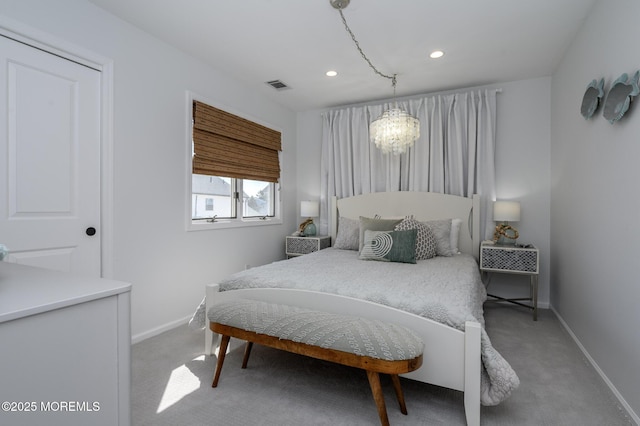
[359,229,418,264]
[358,216,403,252]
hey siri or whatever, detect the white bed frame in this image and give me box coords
[205,191,482,426]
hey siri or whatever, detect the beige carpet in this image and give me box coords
[132,304,633,425]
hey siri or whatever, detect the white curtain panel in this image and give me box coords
[320,89,497,240]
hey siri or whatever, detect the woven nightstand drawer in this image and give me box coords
[480,244,539,274]
[286,236,331,257]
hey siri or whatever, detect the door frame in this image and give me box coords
[0,17,115,278]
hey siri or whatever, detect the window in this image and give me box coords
[188,96,282,229]
[191,175,275,220]
[192,175,232,219]
[242,179,275,218]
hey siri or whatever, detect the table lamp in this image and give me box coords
[493,201,520,244]
[300,201,319,236]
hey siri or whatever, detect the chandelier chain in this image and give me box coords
[331,0,419,155]
[337,9,396,90]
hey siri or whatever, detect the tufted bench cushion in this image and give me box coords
[208,298,424,426]
[207,298,424,361]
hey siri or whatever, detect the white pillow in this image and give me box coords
[423,219,454,257]
[333,217,359,250]
[450,218,462,254]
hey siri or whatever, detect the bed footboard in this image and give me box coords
[463,321,481,426]
[204,284,481,426]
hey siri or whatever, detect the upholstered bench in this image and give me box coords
[208,298,424,426]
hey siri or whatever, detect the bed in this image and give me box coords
[196,191,519,426]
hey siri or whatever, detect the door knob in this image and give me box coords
[86,227,96,236]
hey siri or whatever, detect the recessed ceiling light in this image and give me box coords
[429,50,445,59]
[326,70,338,77]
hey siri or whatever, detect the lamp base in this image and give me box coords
[497,237,517,246]
[302,222,317,237]
[493,223,519,245]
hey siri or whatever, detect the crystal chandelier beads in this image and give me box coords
[370,107,420,154]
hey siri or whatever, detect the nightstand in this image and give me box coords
[480,241,540,320]
[285,236,331,258]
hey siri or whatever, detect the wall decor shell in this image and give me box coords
[580,78,604,119]
[603,71,640,124]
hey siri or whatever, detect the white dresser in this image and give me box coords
[0,262,131,426]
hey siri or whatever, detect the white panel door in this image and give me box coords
[0,35,101,276]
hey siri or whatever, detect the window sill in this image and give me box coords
[187,217,283,232]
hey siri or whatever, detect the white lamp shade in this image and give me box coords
[493,201,521,222]
[301,201,319,218]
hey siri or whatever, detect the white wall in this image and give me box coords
[551,0,640,420]
[0,0,298,340]
[9,3,638,419]
[296,78,552,307]
[492,78,551,305]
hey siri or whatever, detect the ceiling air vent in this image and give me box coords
[266,80,291,91]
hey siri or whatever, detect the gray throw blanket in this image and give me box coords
[191,248,519,405]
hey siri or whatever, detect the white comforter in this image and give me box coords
[192,248,519,405]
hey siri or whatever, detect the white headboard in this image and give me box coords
[330,191,480,259]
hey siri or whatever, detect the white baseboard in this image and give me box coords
[551,306,639,425]
[131,315,192,344]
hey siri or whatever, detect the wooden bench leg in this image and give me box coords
[241,342,253,369]
[212,335,230,387]
[366,370,390,426]
[209,318,421,425]
[390,374,408,415]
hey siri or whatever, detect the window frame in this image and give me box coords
[186,92,283,231]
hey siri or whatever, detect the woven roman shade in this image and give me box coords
[192,101,281,182]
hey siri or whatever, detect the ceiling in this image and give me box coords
[87,0,596,112]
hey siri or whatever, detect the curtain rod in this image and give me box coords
[321,87,503,115]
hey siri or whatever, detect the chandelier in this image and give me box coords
[330,0,420,155]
